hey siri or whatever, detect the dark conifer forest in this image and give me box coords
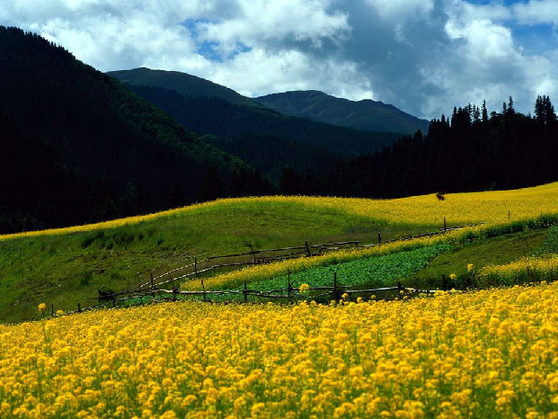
[313,97,558,198]
[0,27,268,232]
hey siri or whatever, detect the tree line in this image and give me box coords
[279,96,558,198]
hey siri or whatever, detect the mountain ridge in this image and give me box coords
[109,68,404,160]
[256,90,430,135]
[108,67,263,108]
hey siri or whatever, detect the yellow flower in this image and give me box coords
[37,303,47,311]
[56,310,64,316]
[467,263,475,272]
[449,273,457,280]
[0,278,557,418]
[299,283,310,293]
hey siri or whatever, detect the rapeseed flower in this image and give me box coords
[1,282,556,418]
[299,283,310,293]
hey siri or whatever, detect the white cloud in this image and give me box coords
[452,0,512,22]
[0,0,557,119]
[512,0,558,26]
[445,18,518,61]
[1,0,211,71]
[208,48,374,100]
[197,0,349,54]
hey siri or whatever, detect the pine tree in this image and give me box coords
[535,95,557,124]
[507,96,515,115]
[481,100,488,122]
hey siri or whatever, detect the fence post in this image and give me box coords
[305,241,312,257]
[332,272,340,301]
[397,281,404,299]
[249,245,257,264]
[443,217,447,232]
[77,303,81,313]
[442,274,448,290]
[508,210,511,220]
[172,285,177,302]
[150,271,154,290]
[243,281,248,303]
[51,304,54,317]
[378,232,382,243]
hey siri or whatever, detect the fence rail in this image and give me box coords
[92,281,439,312]
[50,221,482,317]
[132,223,482,292]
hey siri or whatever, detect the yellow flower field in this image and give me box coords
[2,181,558,243]
[479,255,558,287]
[1,283,557,418]
[279,180,558,226]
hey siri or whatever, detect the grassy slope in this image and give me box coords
[0,201,412,323]
[2,182,558,323]
[404,229,548,289]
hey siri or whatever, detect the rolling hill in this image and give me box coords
[1,181,557,323]
[256,90,430,135]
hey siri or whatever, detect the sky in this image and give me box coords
[1,0,557,119]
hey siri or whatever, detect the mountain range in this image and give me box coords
[110,68,428,136]
[109,68,423,179]
[256,90,430,135]
[108,68,407,157]
[110,67,263,108]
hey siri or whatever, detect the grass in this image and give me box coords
[265,244,451,290]
[404,229,548,289]
[178,244,451,303]
[0,201,425,323]
[2,181,558,323]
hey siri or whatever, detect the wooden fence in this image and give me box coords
[47,221,481,317]
[134,222,482,292]
[62,277,440,317]
[136,240,364,290]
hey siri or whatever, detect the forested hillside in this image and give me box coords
[0,27,267,232]
[2,27,557,233]
[290,97,558,197]
[110,69,403,156]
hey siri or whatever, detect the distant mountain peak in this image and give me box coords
[256,90,429,135]
[108,67,263,108]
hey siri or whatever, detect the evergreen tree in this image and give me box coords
[507,96,515,115]
[481,100,488,122]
